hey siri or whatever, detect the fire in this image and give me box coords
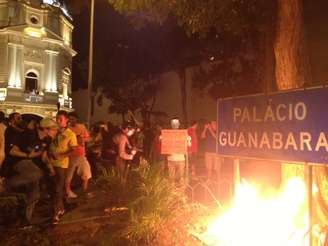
[194,178,311,246]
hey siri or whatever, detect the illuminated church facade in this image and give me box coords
[0,0,75,118]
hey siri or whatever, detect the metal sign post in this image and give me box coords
[307,163,313,246]
[233,158,240,194]
[185,149,189,185]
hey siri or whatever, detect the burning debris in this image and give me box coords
[189,178,318,246]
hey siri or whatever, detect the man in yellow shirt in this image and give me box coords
[50,110,77,224]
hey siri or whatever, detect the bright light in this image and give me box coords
[0,88,7,101]
[193,178,310,246]
[43,1,72,18]
[61,6,70,18]
[24,27,46,38]
[43,0,59,6]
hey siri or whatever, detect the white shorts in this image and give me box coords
[67,156,92,181]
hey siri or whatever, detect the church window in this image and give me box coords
[25,72,38,93]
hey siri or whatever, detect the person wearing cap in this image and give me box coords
[112,121,137,183]
[32,118,59,199]
[37,118,59,173]
[39,117,59,134]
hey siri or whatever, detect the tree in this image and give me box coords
[108,0,278,95]
[108,0,328,231]
[107,0,269,36]
[106,0,311,93]
[69,0,245,125]
[69,1,169,122]
[99,76,160,121]
[274,0,310,90]
[69,0,328,229]
[192,34,262,98]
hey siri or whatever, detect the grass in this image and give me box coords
[95,160,190,245]
[124,162,187,244]
[0,192,26,226]
[1,160,206,246]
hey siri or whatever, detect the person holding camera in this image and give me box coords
[201,120,222,181]
[23,118,56,177]
[2,114,57,225]
[112,121,137,183]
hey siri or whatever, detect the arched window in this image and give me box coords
[25,71,38,93]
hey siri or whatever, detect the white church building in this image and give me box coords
[0,0,76,118]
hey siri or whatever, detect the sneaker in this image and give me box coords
[52,215,60,224]
[85,192,94,199]
[58,209,65,217]
[24,201,37,224]
[52,217,60,224]
[52,209,65,224]
[20,224,33,230]
[67,190,78,198]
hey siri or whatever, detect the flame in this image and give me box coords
[195,178,311,246]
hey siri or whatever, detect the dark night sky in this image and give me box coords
[69,1,196,90]
[304,0,328,85]
[68,0,328,91]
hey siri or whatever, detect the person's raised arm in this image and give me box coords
[201,124,208,139]
[208,126,217,139]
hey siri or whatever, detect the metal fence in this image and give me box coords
[186,175,234,207]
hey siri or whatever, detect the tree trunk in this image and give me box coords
[274,0,308,90]
[179,68,188,127]
[274,0,328,229]
[275,0,306,185]
[261,27,276,93]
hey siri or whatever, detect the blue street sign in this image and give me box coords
[217,87,328,164]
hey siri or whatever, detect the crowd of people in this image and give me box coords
[0,111,93,225]
[0,110,221,226]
